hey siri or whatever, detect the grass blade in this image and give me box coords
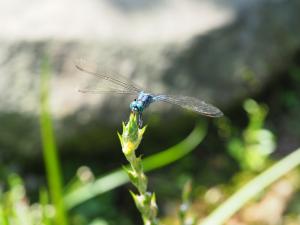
[39,58,68,225]
[201,147,300,225]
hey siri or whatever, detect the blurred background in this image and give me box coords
[0,0,300,224]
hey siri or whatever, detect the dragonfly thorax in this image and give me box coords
[130,92,154,113]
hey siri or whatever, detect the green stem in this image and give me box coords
[39,58,68,225]
[120,113,158,224]
[64,122,206,209]
[201,147,300,225]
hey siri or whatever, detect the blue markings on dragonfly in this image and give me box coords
[76,60,223,127]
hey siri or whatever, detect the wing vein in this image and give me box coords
[76,60,142,94]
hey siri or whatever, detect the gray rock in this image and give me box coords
[0,0,299,160]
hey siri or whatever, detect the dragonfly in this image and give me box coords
[76,60,223,127]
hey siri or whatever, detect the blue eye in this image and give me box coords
[130,101,139,111]
[129,101,144,112]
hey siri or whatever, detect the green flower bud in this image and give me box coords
[119,113,146,156]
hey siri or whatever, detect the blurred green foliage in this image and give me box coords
[227,99,276,171]
[1,59,300,225]
[0,174,54,225]
[179,180,196,225]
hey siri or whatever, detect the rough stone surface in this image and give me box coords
[0,0,300,159]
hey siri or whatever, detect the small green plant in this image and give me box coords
[227,99,276,171]
[201,98,300,225]
[118,113,159,225]
[0,174,54,225]
[64,122,206,210]
[179,180,196,225]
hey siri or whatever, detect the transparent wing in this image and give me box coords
[76,59,143,95]
[154,95,223,117]
[78,89,137,95]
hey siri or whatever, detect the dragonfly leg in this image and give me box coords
[138,112,143,128]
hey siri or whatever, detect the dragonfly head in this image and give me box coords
[130,99,144,113]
